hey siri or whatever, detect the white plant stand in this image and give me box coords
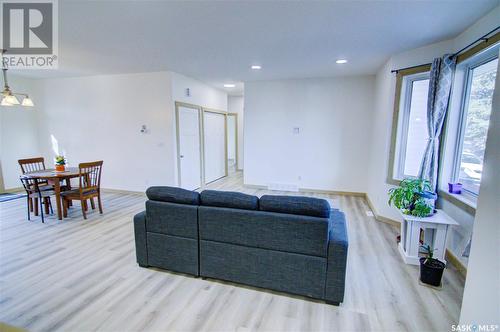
[398,209,458,265]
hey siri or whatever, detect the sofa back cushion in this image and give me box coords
[199,206,330,257]
[200,190,258,210]
[146,200,198,239]
[146,186,199,205]
[259,195,330,218]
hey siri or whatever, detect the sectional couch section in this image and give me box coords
[134,186,348,305]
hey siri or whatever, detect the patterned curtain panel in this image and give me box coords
[418,54,457,191]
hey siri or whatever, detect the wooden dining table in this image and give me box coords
[22,167,81,220]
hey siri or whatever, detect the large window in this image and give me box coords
[389,69,431,182]
[400,75,430,177]
[453,55,498,195]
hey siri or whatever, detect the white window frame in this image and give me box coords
[450,46,499,198]
[393,71,431,180]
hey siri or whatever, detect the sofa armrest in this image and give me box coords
[134,211,148,267]
[325,210,348,304]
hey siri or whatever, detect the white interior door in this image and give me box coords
[177,106,201,190]
[204,112,226,183]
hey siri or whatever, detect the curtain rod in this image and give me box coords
[391,25,500,73]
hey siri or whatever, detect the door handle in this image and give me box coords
[180,155,184,158]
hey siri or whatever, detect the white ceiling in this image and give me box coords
[11,0,500,95]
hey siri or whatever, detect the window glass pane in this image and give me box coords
[403,79,429,176]
[458,58,498,195]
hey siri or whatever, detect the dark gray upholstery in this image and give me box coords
[200,240,326,299]
[133,187,348,304]
[133,211,148,267]
[134,191,200,276]
[325,210,348,304]
[146,200,198,238]
[199,206,329,257]
[147,233,198,275]
[259,195,331,218]
[146,186,200,205]
[200,190,258,210]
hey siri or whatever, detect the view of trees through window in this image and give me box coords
[458,57,498,195]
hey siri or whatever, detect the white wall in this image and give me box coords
[35,72,176,192]
[171,71,227,111]
[244,76,374,192]
[0,76,40,190]
[228,95,244,170]
[459,52,500,327]
[366,5,500,266]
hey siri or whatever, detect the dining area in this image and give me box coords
[18,157,104,222]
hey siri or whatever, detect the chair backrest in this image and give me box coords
[18,157,45,174]
[19,175,40,194]
[79,161,103,194]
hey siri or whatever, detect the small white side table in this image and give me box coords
[398,209,458,265]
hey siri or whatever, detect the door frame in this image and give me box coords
[201,107,228,183]
[175,101,228,189]
[226,112,239,170]
[175,101,204,189]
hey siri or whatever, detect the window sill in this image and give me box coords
[438,189,477,215]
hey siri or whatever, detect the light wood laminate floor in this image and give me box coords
[0,172,465,331]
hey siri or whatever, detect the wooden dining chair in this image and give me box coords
[20,176,54,223]
[62,161,103,219]
[18,157,50,215]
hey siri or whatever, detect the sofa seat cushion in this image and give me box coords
[200,190,258,210]
[259,195,330,218]
[146,186,199,205]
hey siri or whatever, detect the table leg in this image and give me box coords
[434,224,448,263]
[54,180,63,220]
[408,221,421,258]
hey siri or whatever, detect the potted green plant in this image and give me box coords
[388,178,436,217]
[419,244,445,287]
[55,155,66,172]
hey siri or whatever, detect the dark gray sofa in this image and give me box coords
[134,187,348,305]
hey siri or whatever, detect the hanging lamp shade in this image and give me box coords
[3,93,20,105]
[21,96,34,107]
[1,96,14,106]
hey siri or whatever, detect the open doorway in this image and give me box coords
[226,113,238,174]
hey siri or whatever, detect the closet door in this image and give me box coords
[203,112,226,183]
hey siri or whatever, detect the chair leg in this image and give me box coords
[97,194,103,214]
[44,197,50,214]
[29,198,33,212]
[39,197,45,223]
[34,197,39,216]
[26,197,31,221]
[90,197,96,210]
[81,200,87,220]
[63,198,68,218]
[83,200,88,211]
[49,197,54,214]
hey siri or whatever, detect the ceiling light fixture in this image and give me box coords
[1,49,35,107]
[251,65,262,70]
[336,59,348,64]
[223,84,236,88]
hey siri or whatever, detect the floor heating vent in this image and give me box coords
[267,183,299,192]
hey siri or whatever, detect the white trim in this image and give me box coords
[394,71,430,180]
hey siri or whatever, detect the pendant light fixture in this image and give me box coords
[1,50,34,107]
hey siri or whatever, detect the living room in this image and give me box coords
[0,1,499,331]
